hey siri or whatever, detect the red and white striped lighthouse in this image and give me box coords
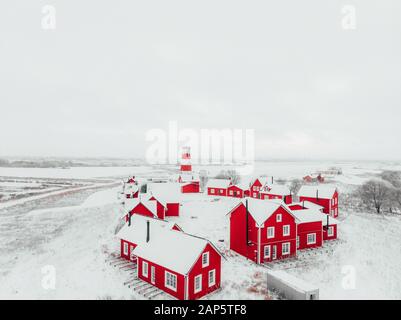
[180,146,192,172]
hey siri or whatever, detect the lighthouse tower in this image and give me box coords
[180,146,192,172]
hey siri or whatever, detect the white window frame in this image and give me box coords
[194,274,202,293]
[283,225,290,236]
[229,190,233,195]
[123,242,128,255]
[210,188,215,194]
[307,233,316,245]
[282,242,290,255]
[142,261,148,277]
[264,245,271,258]
[276,214,282,223]
[219,189,224,194]
[208,269,216,287]
[267,227,275,239]
[165,271,177,291]
[328,226,334,237]
[202,252,209,268]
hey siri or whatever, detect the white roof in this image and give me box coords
[132,230,214,275]
[229,198,295,227]
[231,181,251,190]
[124,184,139,194]
[123,198,157,217]
[252,176,273,187]
[292,209,339,225]
[262,184,291,196]
[206,178,231,189]
[291,200,324,211]
[298,185,337,199]
[146,182,182,202]
[267,270,318,293]
[117,215,178,245]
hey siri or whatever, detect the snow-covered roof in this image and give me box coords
[117,215,179,245]
[291,200,324,211]
[231,181,251,190]
[146,182,182,203]
[267,270,318,293]
[228,198,296,227]
[291,209,339,225]
[252,176,273,187]
[123,198,157,217]
[206,178,231,189]
[124,184,139,194]
[262,184,291,196]
[132,230,219,275]
[298,185,337,199]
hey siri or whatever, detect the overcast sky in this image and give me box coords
[0,1,400,160]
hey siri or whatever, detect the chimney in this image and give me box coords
[326,214,329,229]
[128,213,131,226]
[316,189,319,200]
[245,199,249,246]
[271,176,274,184]
[146,220,150,243]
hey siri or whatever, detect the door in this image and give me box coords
[272,245,277,260]
[151,266,155,284]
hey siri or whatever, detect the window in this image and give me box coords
[283,225,290,236]
[264,245,270,258]
[328,226,334,237]
[219,189,224,194]
[194,275,202,293]
[123,242,128,255]
[276,214,282,222]
[229,190,233,195]
[282,242,290,255]
[267,227,275,238]
[307,233,316,245]
[210,188,215,194]
[142,261,148,277]
[208,269,216,287]
[202,252,209,267]
[253,192,257,197]
[165,271,177,291]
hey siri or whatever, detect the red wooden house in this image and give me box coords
[117,214,182,262]
[147,193,180,217]
[123,184,139,199]
[298,186,339,217]
[260,184,292,204]
[227,198,298,264]
[132,230,222,300]
[321,214,338,241]
[206,179,231,196]
[227,185,244,198]
[126,176,137,184]
[181,182,200,193]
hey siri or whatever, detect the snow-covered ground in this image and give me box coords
[1,160,400,299]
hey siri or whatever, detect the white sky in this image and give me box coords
[0,1,400,160]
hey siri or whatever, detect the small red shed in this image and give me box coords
[260,184,293,204]
[133,230,222,300]
[206,179,231,196]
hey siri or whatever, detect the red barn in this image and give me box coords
[290,209,323,250]
[133,230,222,300]
[298,186,339,217]
[206,179,231,196]
[227,198,298,264]
[117,214,182,262]
[260,184,292,204]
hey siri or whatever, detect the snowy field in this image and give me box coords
[1,160,401,299]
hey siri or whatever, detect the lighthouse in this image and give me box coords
[180,146,192,172]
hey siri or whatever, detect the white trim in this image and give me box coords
[202,252,209,268]
[264,245,271,258]
[276,214,282,223]
[307,233,316,245]
[257,227,261,264]
[123,242,129,255]
[283,224,290,236]
[208,269,216,287]
[165,271,177,291]
[151,266,155,284]
[194,274,202,293]
[267,227,275,239]
[282,242,290,255]
[328,226,334,237]
[142,261,148,277]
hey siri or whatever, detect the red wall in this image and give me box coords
[229,205,261,263]
[207,187,227,196]
[182,183,200,193]
[120,239,137,261]
[299,191,339,217]
[261,193,292,204]
[296,221,323,250]
[166,203,180,217]
[323,224,337,241]
[259,206,297,263]
[137,257,186,300]
[125,203,155,222]
[187,243,222,300]
[249,180,262,198]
